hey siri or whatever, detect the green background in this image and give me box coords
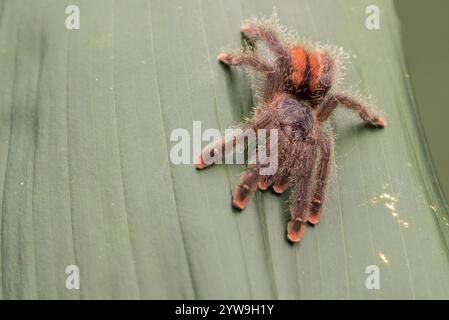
[395,0,449,203]
[0,0,448,299]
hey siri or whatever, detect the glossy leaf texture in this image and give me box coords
[0,0,448,299]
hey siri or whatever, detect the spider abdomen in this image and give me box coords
[289,46,321,97]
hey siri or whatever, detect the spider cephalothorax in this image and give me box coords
[196,20,385,243]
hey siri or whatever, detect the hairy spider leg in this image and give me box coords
[318,94,386,127]
[196,129,247,169]
[308,132,332,224]
[288,144,317,242]
[240,23,290,58]
[233,165,260,210]
[217,52,273,73]
[258,175,275,191]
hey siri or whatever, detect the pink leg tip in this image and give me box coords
[373,117,387,128]
[273,183,289,194]
[233,198,248,210]
[240,24,251,33]
[287,219,305,243]
[195,155,207,169]
[217,53,230,64]
[307,213,321,225]
[258,181,269,191]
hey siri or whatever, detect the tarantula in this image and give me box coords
[195,20,386,243]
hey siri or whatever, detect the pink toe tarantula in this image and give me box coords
[196,20,386,243]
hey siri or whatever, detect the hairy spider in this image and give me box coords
[195,20,386,243]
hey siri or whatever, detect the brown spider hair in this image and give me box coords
[196,17,385,243]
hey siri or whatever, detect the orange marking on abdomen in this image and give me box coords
[290,46,321,91]
[290,46,307,87]
[308,51,320,91]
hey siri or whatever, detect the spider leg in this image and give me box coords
[268,127,292,194]
[256,121,278,191]
[272,170,291,194]
[196,106,273,169]
[232,113,276,207]
[240,23,289,58]
[195,136,233,170]
[233,165,260,210]
[317,94,386,127]
[316,96,339,123]
[258,175,274,190]
[217,52,273,73]
[287,144,317,242]
[308,132,332,224]
[196,128,253,170]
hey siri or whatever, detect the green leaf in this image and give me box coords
[0,0,448,299]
